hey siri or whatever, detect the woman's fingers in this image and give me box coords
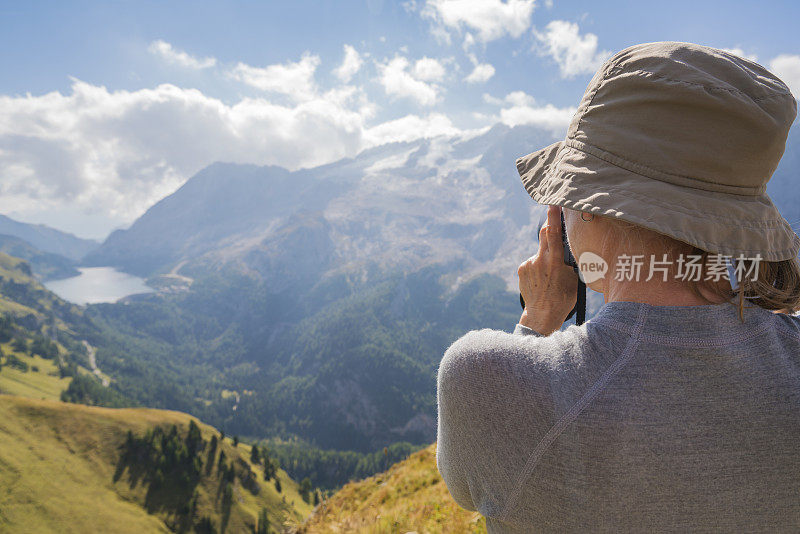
[538,223,549,254]
[517,204,579,335]
[545,205,564,260]
[546,204,560,229]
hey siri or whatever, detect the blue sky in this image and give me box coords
[1,0,799,239]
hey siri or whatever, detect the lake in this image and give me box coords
[44,267,154,305]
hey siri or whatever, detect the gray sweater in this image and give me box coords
[436,300,800,532]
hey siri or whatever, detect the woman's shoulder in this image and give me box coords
[767,310,800,347]
[438,325,588,394]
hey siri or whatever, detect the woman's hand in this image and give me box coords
[517,205,578,335]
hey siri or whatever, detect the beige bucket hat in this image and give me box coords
[516,41,799,262]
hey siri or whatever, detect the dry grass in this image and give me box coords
[0,343,72,401]
[296,443,486,534]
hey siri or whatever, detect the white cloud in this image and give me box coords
[378,57,440,106]
[402,0,419,13]
[483,90,535,107]
[0,80,371,232]
[334,44,363,82]
[0,76,506,235]
[720,47,758,62]
[504,90,535,107]
[770,54,800,99]
[230,53,320,101]
[148,40,217,70]
[500,103,573,133]
[1,35,588,238]
[413,57,447,82]
[422,0,536,43]
[464,62,495,83]
[462,32,476,50]
[533,20,611,78]
[482,93,504,106]
[363,113,460,147]
[483,90,574,134]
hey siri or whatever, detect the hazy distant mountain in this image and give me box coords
[0,214,98,261]
[0,233,79,280]
[85,120,800,295]
[85,124,558,291]
[768,125,800,231]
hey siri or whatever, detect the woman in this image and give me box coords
[436,41,800,532]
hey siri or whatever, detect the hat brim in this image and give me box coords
[516,141,800,262]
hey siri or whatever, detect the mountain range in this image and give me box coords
[2,120,799,466]
[74,124,565,454]
[83,124,558,293]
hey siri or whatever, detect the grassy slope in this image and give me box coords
[0,395,313,533]
[0,345,72,400]
[298,443,486,534]
[0,252,85,335]
[0,253,48,316]
[0,250,78,402]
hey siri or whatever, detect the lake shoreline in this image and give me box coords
[43,266,155,305]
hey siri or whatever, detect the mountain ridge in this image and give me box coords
[0,214,98,261]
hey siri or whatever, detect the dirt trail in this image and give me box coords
[83,340,109,387]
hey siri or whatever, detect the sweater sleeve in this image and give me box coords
[435,329,555,519]
[436,349,479,511]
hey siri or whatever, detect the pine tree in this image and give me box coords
[256,507,270,534]
[300,477,312,503]
[195,516,216,534]
[274,477,282,493]
[263,457,278,482]
[233,435,239,447]
[206,434,218,474]
[222,482,234,509]
[313,489,321,506]
[250,445,260,465]
[11,337,27,354]
[186,420,202,456]
[218,450,227,474]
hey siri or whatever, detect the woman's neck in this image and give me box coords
[602,277,731,306]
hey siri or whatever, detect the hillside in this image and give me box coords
[84,268,521,453]
[0,251,95,341]
[0,234,79,281]
[0,252,91,402]
[0,214,97,261]
[298,443,485,534]
[0,251,110,402]
[0,341,73,401]
[0,395,313,533]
